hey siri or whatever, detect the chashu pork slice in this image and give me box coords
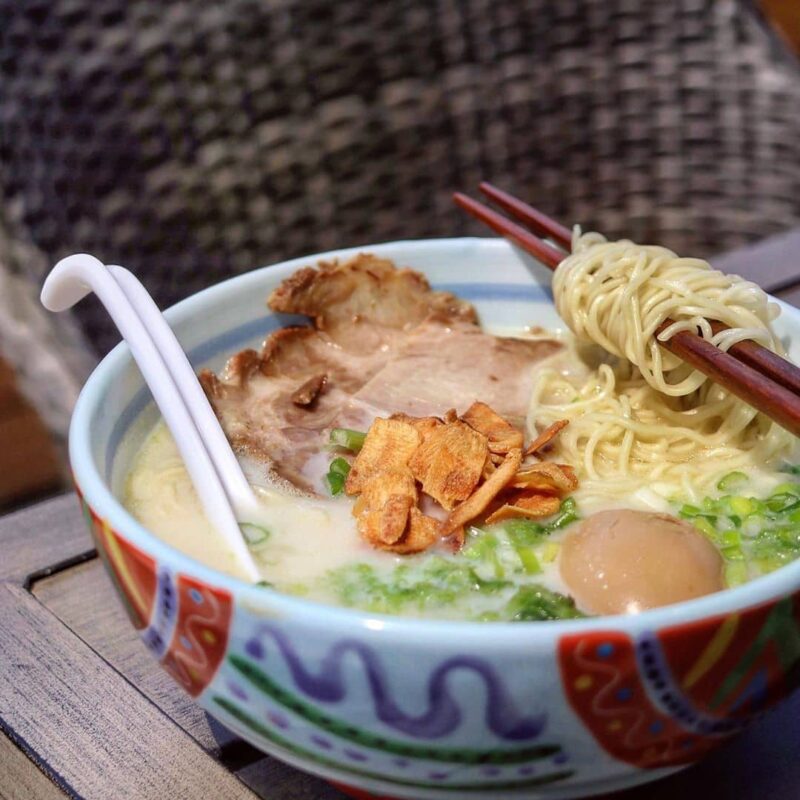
[200,253,561,494]
[268,252,476,353]
[200,326,384,492]
[347,320,561,428]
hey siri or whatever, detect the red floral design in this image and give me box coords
[559,593,800,769]
[161,574,233,696]
[84,501,157,629]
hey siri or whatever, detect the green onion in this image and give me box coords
[724,562,748,587]
[717,471,747,492]
[766,494,797,513]
[691,517,717,538]
[325,457,351,495]
[720,530,741,547]
[329,428,367,452]
[729,496,756,517]
[255,579,274,588]
[549,497,579,530]
[755,557,784,575]
[679,503,703,517]
[504,519,546,547]
[514,546,542,575]
[468,568,512,592]
[771,482,800,497]
[721,544,745,561]
[541,542,560,563]
[240,523,271,546]
[463,528,499,558]
[505,585,585,621]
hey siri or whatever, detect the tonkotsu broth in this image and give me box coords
[124,320,800,620]
[125,422,392,587]
[124,416,577,616]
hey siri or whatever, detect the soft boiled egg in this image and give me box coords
[560,509,724,615]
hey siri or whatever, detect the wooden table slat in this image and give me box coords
[0,582,258,800]
[0,494,93,584]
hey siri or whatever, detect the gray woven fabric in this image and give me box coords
[2,0,800,354]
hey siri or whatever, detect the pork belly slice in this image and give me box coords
[200,253,561,494]
[349,321,561,427]
[199,326,383,493]
[268,253,476,353]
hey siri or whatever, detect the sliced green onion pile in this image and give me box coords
[323,496,582,620]
[679,471,800,586]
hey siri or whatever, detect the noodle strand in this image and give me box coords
[529,231,794,500]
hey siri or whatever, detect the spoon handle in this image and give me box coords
[109,266,259,518]
[42,254,260,581]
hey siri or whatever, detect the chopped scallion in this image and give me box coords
[717,471,747,492]
[550,497,579,530]
[329,428,367,452]
[729,496,756,517]
[514,546,542,575]
[504,519,546,547]
[541,542,560,563]
[691,517,717,538]
[771,482,800,497]
[724,562,748,587]
[240,523,271,546]
[325,456,351,495]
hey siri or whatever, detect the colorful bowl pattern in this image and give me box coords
[79,491,800,798]
[70,239,800,799]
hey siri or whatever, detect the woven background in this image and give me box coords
[2,0,800,353]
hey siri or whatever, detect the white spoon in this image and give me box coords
[41,253,261,581]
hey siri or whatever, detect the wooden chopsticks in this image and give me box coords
[454,184,800,437]
[474,183,800,396]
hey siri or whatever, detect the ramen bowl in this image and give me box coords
[69,238,800,799]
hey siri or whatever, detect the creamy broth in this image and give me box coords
[126,418,574,614]
[125,414,799,619]
[124,309,800,621]
[126,422,394,585]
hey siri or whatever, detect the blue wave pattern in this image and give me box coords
[244,623,546,741]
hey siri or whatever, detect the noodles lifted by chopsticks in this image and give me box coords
[530,230,794,499]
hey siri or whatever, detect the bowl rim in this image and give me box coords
[70,236,800,643]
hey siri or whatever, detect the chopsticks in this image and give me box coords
[474,183,800,396]
[454,184,800,437]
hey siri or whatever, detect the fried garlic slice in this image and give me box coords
[409,420,488,510]
[345,418,421,494]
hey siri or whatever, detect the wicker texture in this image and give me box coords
[2,0,800,353]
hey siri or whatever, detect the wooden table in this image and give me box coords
[3,232,800,799]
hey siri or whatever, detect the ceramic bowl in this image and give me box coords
[70,239,800,799]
